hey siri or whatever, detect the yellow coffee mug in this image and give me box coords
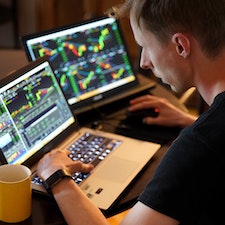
[0,164,32,223]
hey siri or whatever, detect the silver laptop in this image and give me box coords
[0,57,160,210]
[21,16,155,115]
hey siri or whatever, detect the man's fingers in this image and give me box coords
[70,161,94,173]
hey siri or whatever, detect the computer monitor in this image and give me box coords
[0,58,75,165]
[21,17,141,114]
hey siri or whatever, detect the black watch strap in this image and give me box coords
[42,169,72,194]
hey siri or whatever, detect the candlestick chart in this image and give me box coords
[0,68,72,164]
[28,22,134,103]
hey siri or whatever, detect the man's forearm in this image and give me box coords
[52,178,110,225]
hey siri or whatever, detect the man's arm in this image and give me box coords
[37,149,179,225]
[52,178,110,225]
[53,179,179,225]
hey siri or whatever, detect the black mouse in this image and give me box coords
[126,108,159,121]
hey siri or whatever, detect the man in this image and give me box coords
[37,0,225,224]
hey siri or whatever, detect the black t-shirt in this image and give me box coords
[138,91,225,225]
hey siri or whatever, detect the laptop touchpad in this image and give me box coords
[94,156,139,183]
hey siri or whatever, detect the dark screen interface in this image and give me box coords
[0,62,74,164]
[26,18,135,105]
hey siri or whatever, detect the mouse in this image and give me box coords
[126,108,159,121]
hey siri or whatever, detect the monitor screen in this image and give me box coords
[21,17,138,114]
[0,59,75,164]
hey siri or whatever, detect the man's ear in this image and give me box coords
[172,33,190,58]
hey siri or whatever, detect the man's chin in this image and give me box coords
[160,80,173,91]
[170,85,176,91]
[170,85,187,95]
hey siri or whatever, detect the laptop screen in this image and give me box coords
[0,58,75,165]
[21,17,138,114]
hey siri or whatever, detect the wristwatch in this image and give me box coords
[42,169,72,194]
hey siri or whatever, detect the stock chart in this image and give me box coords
[0,68,72,164]
[29,22,133,101]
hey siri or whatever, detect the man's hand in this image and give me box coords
[36,149,94,180]
[128,95,197,127]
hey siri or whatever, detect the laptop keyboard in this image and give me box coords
[32,132,122,186]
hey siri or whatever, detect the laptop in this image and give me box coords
[0,57,160,210]
[21,16,155,115]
